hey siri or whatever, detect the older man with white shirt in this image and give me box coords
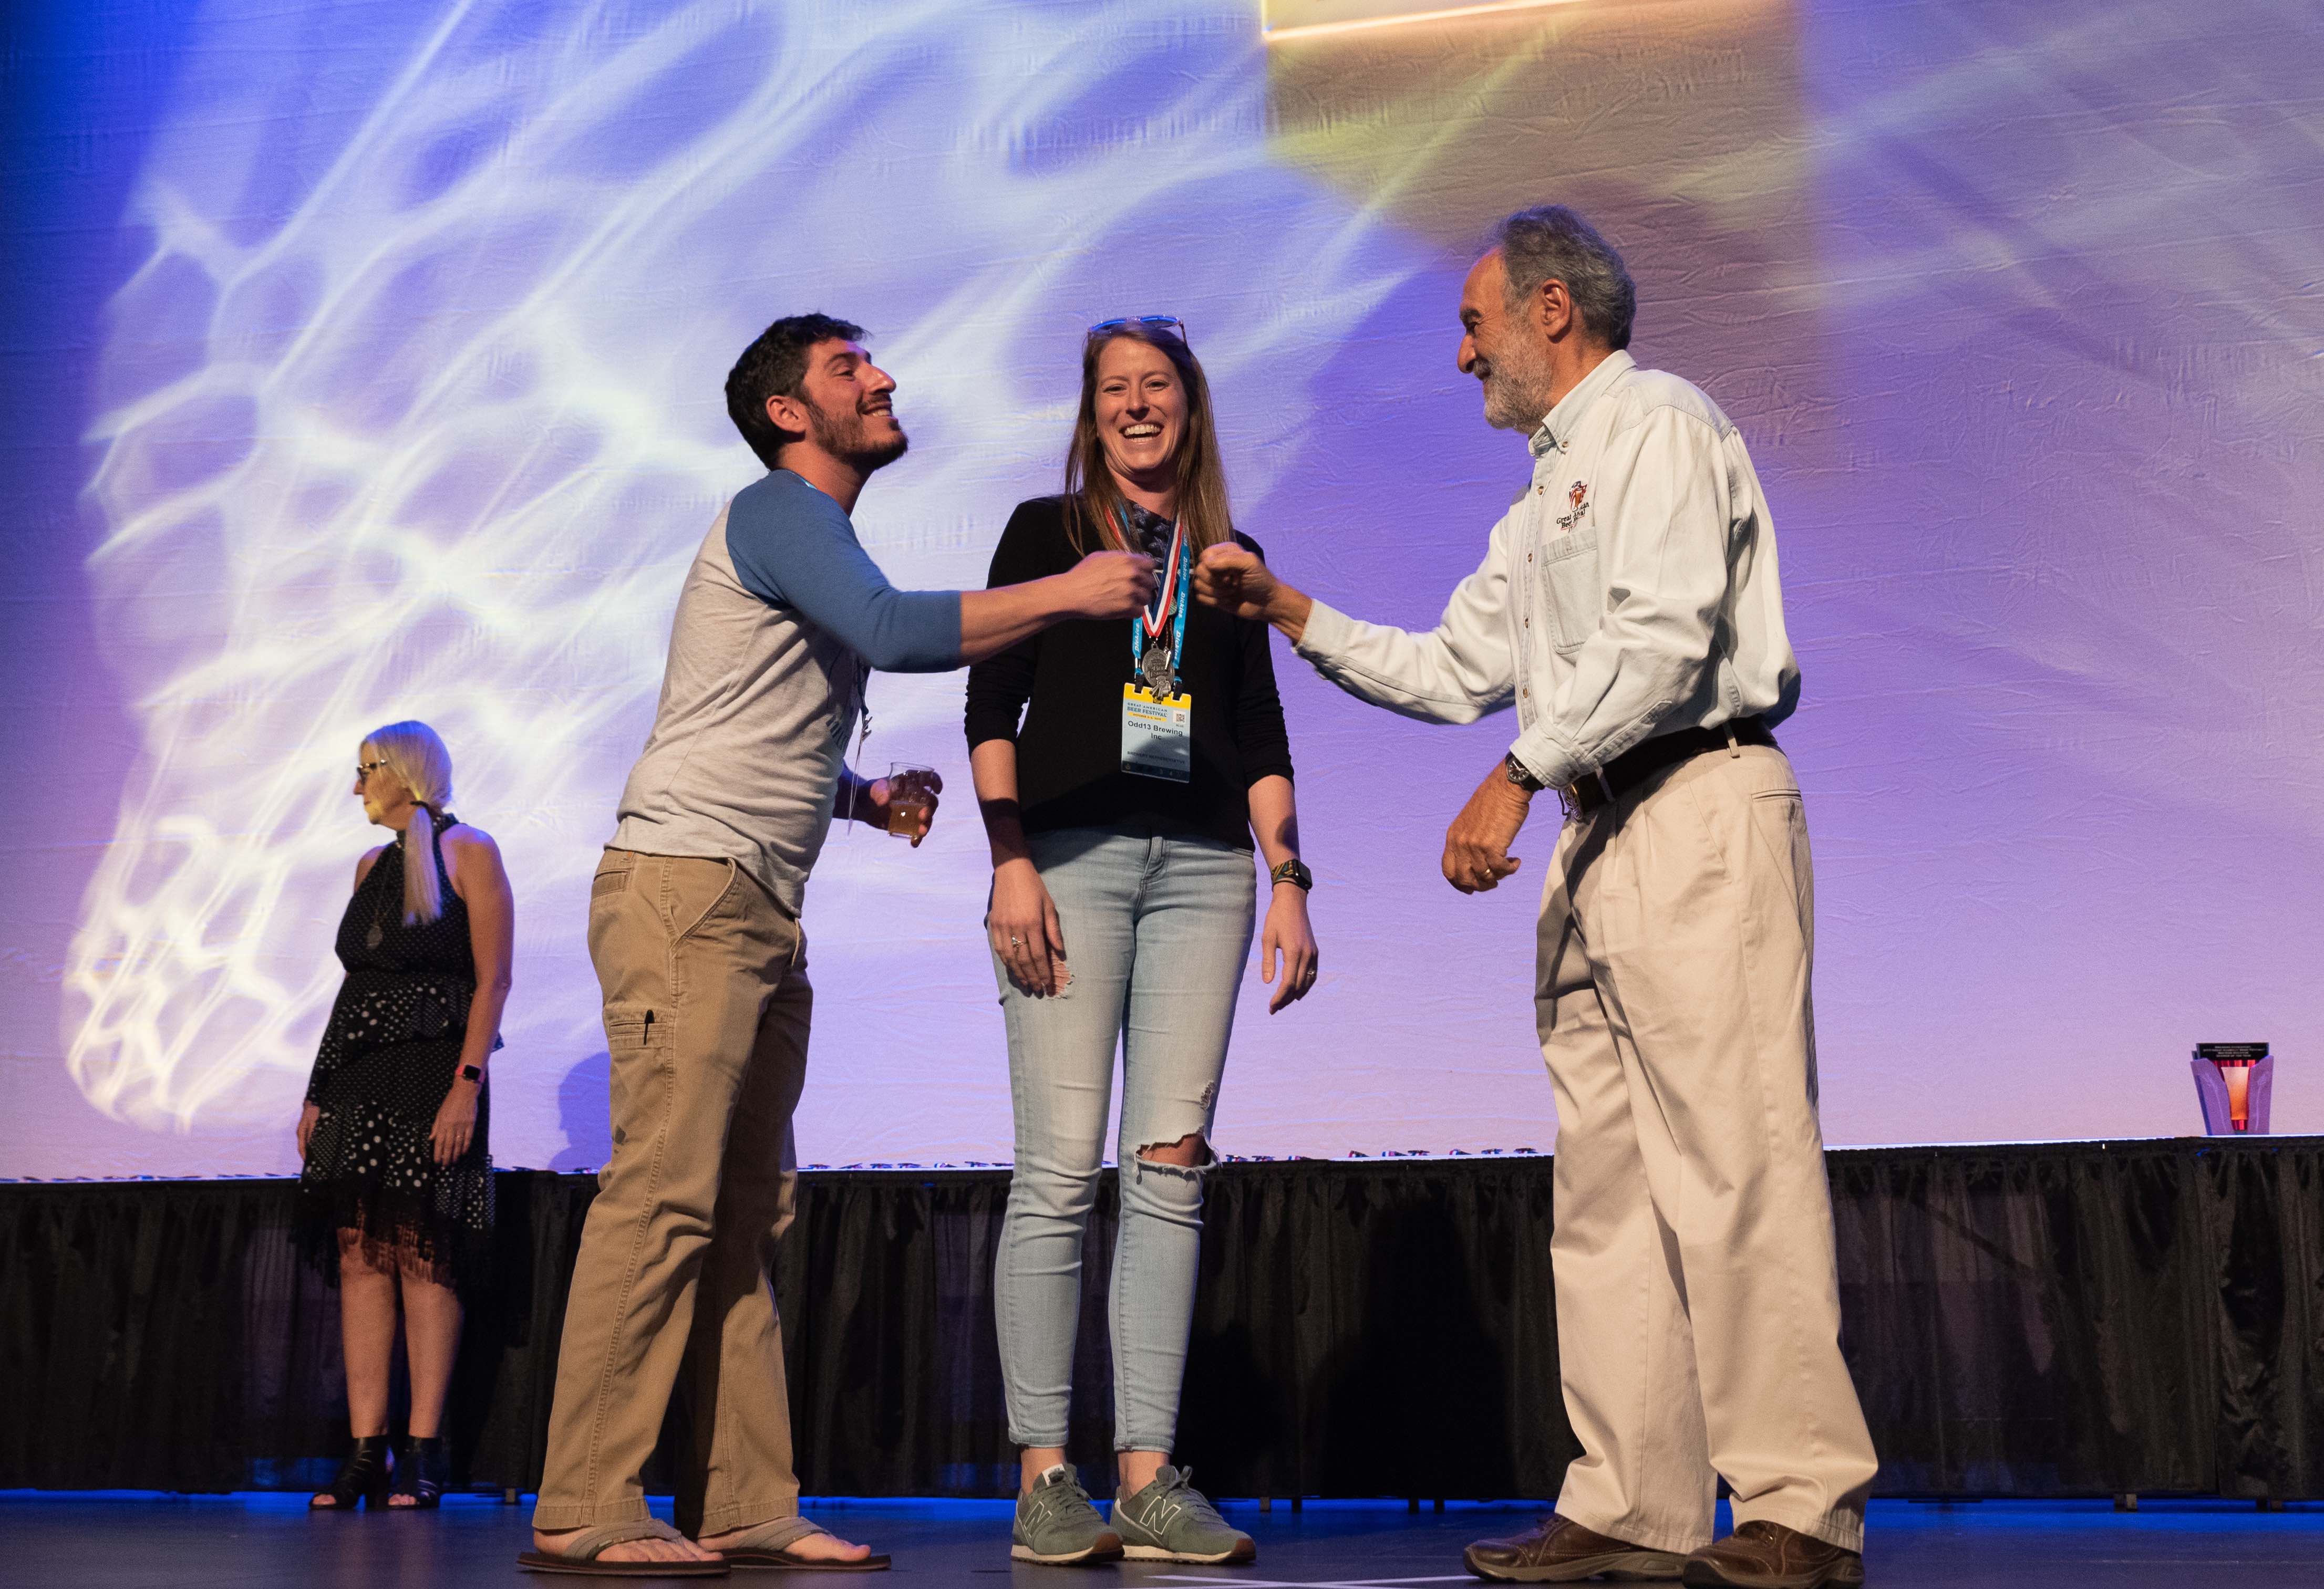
[1195,205,1877,1589]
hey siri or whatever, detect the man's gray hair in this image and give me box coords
[1493,205,1636,352]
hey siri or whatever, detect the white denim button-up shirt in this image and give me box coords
[1294,349,1801,793]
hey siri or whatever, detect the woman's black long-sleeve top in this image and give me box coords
[964,496,1295,848]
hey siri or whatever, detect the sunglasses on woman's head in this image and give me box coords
[1088,315,1190,349]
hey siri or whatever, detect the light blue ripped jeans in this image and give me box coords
[991,824,1257,1453]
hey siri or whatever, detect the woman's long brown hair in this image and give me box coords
[1062,323,1233,556]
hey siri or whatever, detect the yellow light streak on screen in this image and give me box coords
[1263,0,1584,41]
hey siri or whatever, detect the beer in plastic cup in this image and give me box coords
[887,762,935,838]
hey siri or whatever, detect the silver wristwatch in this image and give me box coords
[1504,752,1547,792]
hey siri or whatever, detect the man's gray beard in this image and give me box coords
[1479,345,1556,432]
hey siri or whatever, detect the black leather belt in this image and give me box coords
[1569,717,1778,815]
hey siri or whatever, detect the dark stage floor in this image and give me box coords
[3,1494,2319,1588]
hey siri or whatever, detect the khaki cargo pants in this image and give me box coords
[533,850,809,1537]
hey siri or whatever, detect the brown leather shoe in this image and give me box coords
[1463,1513,1686,1582]
[1680,1521,1864,1588]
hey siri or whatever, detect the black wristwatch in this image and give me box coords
[459,1064,483,1083]
[1269,858,1314,891]
[1504,752,1547,793]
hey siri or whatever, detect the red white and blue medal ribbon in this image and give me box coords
[1126,511,1190,698]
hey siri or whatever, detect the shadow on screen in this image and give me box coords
[552,1049,613,1171]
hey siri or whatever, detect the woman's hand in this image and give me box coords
[988,858,1068,996]
[1259,883,1319,1013]
[297,1102,321,1161]
[431,1081,480,1166]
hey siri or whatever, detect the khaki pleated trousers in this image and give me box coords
[1537,742,1877,1554]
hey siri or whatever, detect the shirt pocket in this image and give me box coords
[1537,526,1603,653]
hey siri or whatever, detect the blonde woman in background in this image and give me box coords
[297,720,514,1511]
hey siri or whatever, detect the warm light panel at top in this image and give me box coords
[1262,0,1584,40]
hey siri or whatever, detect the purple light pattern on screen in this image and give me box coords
[1,0,2318,1178]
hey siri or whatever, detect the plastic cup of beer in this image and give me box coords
[886,762,935,838]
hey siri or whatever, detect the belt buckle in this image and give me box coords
[1560,768,1614,821]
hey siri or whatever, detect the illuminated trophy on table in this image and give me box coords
[2191,1042,2274,1135]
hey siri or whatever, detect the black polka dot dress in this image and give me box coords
[297,815,494,1296]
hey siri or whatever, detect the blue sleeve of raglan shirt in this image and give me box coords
[725,472,964,671]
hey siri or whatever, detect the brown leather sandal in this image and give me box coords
[718,1517,891,1572]
[518,1519,729,1576]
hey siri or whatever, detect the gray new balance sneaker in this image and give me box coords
[1110,1466,1256,1565]
[1013,1464,1124,1565]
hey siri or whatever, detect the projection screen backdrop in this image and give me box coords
[3,0,2320,1179]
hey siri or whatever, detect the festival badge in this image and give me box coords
[1121,510,1192,784]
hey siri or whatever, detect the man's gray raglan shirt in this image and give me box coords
[610,469,963,915]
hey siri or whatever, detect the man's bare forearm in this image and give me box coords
[958,551,1155,662]
[1262,584,1313,647]
[958,580,1074,663]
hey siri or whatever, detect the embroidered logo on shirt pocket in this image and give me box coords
[1537,526,1602,652]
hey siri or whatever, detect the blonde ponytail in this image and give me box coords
[402,803,443,926]
[360,720,455,925]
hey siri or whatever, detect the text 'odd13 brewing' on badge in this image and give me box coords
[1121,683,1192,783]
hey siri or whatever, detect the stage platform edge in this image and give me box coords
[5,1136,2319,1500]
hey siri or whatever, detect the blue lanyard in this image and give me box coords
[1125,512,1191,683]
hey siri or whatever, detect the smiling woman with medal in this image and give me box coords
[964,316,1317,1569]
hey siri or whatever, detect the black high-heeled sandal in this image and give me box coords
[391,1435,449,1509]
[312,1435,391,1510]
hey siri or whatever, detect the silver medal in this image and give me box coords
[1140,640,1176,698]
